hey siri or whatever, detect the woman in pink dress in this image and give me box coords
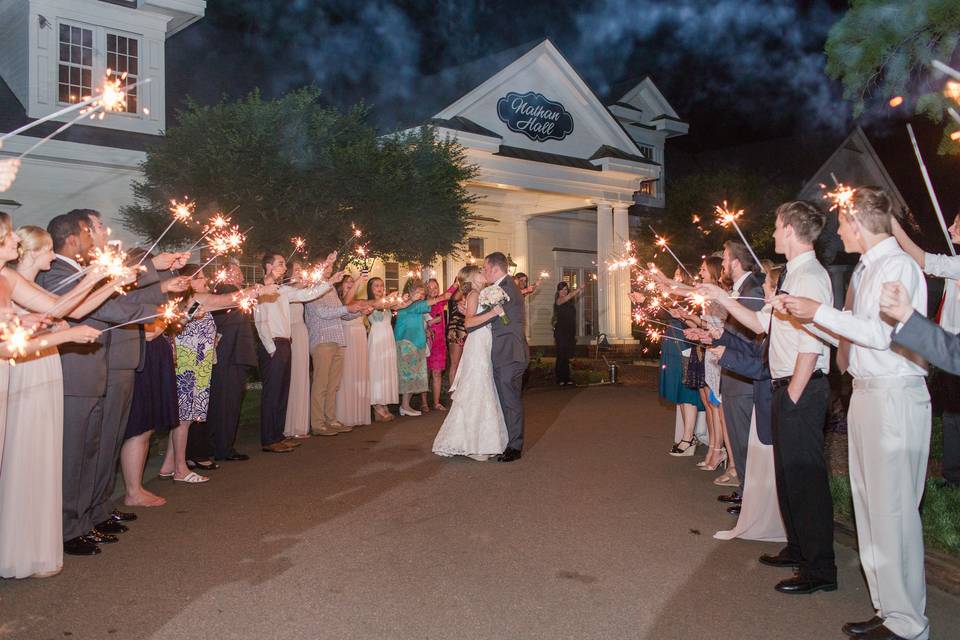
[424,279,449,411]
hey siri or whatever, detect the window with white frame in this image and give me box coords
[106,32,139,113]
[56,20,144,116]
[638,144,655,159]
[58,24,93,104]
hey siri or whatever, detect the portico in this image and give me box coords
[414,38,687,346]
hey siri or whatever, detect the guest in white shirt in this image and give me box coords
[890,215,960,488]
[697,201,836,596]
[777,188,930,640]
[254,252,341,453]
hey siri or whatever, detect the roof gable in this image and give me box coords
[434,39,643,159]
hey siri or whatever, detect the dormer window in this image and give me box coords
[58,24,93,105]
[55,20,143,116]
[107,33,138,113]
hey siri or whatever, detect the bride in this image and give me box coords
[432,265,509,461]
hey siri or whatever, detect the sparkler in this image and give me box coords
[185,208,237,253]
[822,182,856,214]
[232,291,259,313]
[906,123,955,256]
[101,299,182,333]
[333,224,363,258]
[1,319,37,364]
[287,236,307,262]
[139,198,196,265]
[648,225,694,279]
[538,270,550,280]
[714,202,762,267]
[933,59,960,82]
[191,226,246,277]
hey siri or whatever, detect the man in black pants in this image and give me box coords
[699,201,837,595]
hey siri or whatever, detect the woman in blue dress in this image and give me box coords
[656,268,704,456]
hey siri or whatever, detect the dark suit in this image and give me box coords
[473,275,529,451]
[90,263,167,525]
[717,330,772,445]
[720,272,765,485]
[205,285,259,459]
[36,257,159,540]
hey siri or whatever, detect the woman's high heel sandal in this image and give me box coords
[699,447,727,471]
[669,438,696,457]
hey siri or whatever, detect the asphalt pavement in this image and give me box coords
[1,385,958,639]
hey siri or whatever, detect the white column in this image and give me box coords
[612,205,634,341]
[445,255,456,288]
[596,202,614,339]
[513,215,530,277]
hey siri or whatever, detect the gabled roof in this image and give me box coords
[428,116,501,139]
[0,75,160,152]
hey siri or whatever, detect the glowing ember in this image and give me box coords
[714,201,744,227]
[214,268,229,284]
[161,299,181,322]
[234,292,258,313]
[889,96,904,108]
[1,319,35,362]
[209,214,231,230]
[951,131,960,141]
[90,245,136,281]
[291,236,306,251]
[98,73,127,113]
[539,270,550,279]
[169,198,195,223]
[821,182,856,213]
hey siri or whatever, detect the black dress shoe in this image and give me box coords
[718,491,742,504]
[759,552,802,568]
[85,529,119,545]
[111,509,137,522]
[499,448,522,462]
[64,536,101,556]
[842,617,883,637]
[726,505,741,516]
[857,624,907,640]
[775,575,837,595]
[96,519,128,534]
[219,453,250,461]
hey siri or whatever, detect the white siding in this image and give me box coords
[0,0,30,104]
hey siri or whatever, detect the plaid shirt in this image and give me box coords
[304,287,357,350]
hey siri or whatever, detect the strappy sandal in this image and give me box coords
[173,471,209,484]
[669,438,697,457]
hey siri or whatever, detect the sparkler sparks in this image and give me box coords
[714,201,761,267]
[821,182,856,214]
[1,319,36,364]
[233,292,259,313]
[139,197,196,264]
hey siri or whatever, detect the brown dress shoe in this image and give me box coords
[282,438,303,448]
[262,441,295,453]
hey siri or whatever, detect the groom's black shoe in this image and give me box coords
[498,448,522,462]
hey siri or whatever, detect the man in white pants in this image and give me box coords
[777,187,930,640]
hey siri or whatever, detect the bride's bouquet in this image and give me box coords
[478,285,510,324]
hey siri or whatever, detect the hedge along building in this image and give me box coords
[380,39,687,348]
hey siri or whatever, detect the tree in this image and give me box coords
[640,169,792,275]
[825,0,960,153]
[120,87,478,265]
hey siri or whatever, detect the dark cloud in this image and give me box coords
[166,0,854,147]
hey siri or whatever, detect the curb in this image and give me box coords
[834,520,960,596]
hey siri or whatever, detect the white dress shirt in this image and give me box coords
[730,271,751,298]
[756,250,833,379]
[924,252,960,333]
[254,282,331,354]
[814,237,927,379]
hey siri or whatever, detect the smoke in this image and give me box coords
[167,0,856,144]
[567,0,850,140]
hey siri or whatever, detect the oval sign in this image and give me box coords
[496,91,574,142]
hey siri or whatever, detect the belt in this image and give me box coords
[852,376,925,390]
[771,370,825,389]
[273,337,291,343]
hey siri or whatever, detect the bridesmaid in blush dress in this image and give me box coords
[284,261,312,439]
[0,226,102,579]
[335,274,372,427]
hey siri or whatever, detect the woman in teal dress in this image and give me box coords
[394,278,456,417]
[656,270,703,456]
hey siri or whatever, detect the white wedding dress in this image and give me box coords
[432,324,508,460]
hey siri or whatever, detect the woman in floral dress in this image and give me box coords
[159,265,272,483]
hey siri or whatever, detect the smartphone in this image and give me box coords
[185,301,201,320]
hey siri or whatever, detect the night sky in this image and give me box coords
[165,0,856,151]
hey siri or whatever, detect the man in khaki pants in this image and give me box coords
[777,187,930,640]
[305,270,363,435]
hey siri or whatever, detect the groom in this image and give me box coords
[481,252,529,462]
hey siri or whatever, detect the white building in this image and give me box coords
[0,0,205,242]
[395,39,687,348]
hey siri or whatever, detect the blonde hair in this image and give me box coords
[456,264,482,294]
[403,277,425,297]
[0,212,12,244]
[16,225,53,257]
